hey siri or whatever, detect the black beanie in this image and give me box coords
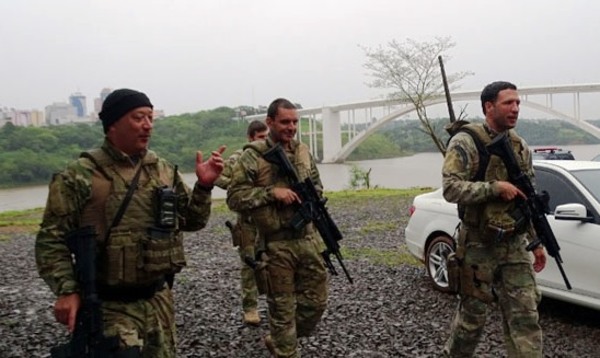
[99,88,153,133]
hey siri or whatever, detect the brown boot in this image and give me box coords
[264,334,276,357]
[243,310,260,325]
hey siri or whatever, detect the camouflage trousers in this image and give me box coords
[444,229,542,358]
[265,234,328,358]
[239,243,259,312]
[103,284,176,358]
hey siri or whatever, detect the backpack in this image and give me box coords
[444,120,490,182]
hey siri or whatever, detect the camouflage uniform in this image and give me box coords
[215,148,259,315]
[227,137,328,358]
[35,139,212,357]
[442,123,542,357]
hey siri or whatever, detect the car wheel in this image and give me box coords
[425,235,456,293]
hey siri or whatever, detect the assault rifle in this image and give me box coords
[487,134,572,290]
[263,144,353,284]
[51,226,140,358]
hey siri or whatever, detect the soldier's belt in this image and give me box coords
[265,224,314,242]
[98,278,166,302]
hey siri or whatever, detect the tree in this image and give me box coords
[362,36,472,155]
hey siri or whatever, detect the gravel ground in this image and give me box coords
[1,193,600,357]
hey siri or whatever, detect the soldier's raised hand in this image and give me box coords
[196,146,226,187]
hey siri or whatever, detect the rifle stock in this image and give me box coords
[487,134,571,290]
[263,144,353,284]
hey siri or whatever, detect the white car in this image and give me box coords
[405,160,600,311]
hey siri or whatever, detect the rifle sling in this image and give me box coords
[106,163,144,240]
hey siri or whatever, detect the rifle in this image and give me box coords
[438,55,456,123]
[51,226,140,358]
[487,134,572,290]
[263,144,353,284]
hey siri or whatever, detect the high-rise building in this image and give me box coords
[100,87,112,102]
[45,102,77,125]
[94,87,113,116]
[69,92,87,117]
[30,110,45,127]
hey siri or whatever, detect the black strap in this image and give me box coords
[454,127,490,221]
[107,164,144,235]
[458,127,490,182]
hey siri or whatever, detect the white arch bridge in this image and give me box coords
[246,83,600,163]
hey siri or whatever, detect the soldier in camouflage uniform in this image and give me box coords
[442,81,547,357]
[215,120,269,326]
[227,98,328,358]
[35,88,225,357]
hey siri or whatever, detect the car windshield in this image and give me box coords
[571,169,600,203]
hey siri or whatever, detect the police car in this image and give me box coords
[531,147,575,160]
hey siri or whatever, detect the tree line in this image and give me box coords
[0,107,598,188]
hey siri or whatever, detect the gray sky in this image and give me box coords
[2,0,600,118]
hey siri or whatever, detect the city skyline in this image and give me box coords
[2,1,600,119]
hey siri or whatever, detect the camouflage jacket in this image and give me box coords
[226,137,322,234]
[442,123,533,203]
[442,122,534,233]
[214,148,243,190]
[35,139,212,296]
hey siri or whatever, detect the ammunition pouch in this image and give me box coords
[239,221,257,249]
[143,227,186,274]
[460,263,495,303]
[102,227,185,287]
[251,202,299,236]
[228,219,257,248]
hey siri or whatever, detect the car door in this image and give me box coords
[534,167,600,301]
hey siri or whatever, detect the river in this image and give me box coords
[2,144,600,212]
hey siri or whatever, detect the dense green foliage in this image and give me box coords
[378,117,600,154]
[1,107,598,188]
[0,108,249,187]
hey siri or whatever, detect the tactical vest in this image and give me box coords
[78,148,185,287]
[243,140,314,236]
[455,124,530,234]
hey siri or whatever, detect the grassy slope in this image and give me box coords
[1,188,435,266]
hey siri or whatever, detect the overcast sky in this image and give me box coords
[2,0,600,118]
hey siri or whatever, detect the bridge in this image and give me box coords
[246,83,600,163]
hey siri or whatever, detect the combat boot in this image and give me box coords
[243,309,260,325]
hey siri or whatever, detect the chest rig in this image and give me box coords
[78,148,186,288]
[244,140,314,237]
[455,124,530,236]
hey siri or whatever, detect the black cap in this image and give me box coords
[99,89,153,133]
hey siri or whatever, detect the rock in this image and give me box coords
[2,195,600,357]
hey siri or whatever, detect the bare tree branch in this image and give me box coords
[362,37,473,155]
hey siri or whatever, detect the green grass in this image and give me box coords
[326,187,435,201]
[342,246,420,267]
[0,187,432,238]
[0,207,43,239]
[0,207,44,224]
[211,198,230,213]
[359,220,399,235]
